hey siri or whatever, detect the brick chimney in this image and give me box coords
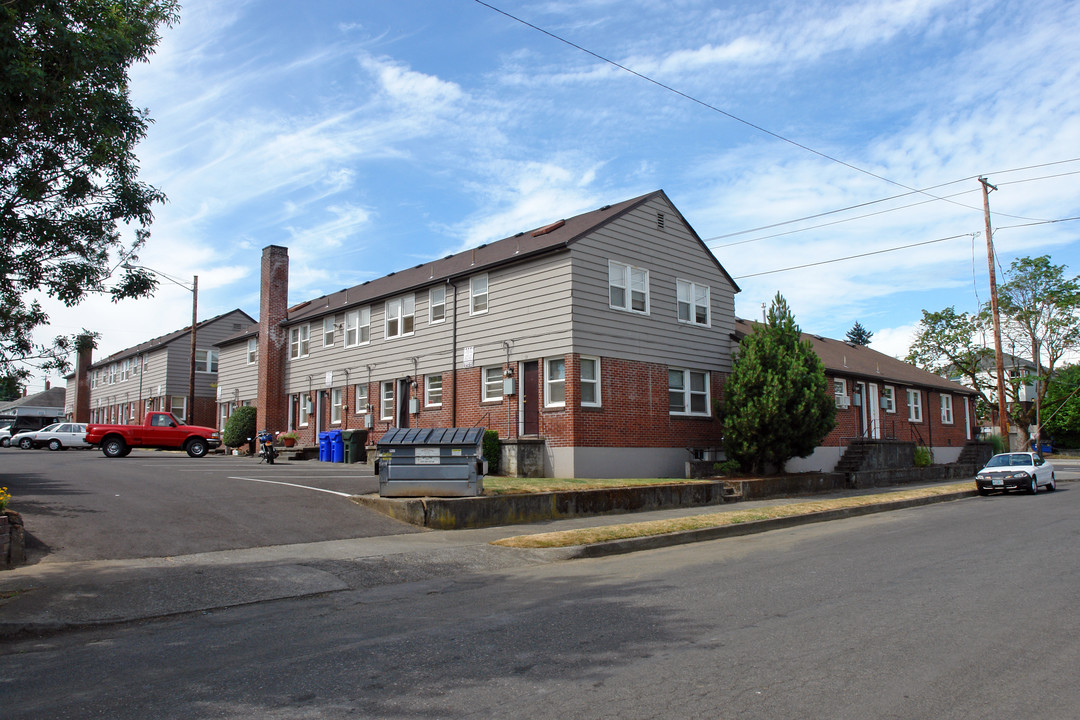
[72,335,94,422]
[257,246,289,433]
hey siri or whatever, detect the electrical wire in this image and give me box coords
[473,0,1055,222]
[732,233,974,280]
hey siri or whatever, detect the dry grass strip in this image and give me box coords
[483,476,711,495]
[492,482,973,549]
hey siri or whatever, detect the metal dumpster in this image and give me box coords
[376,427,487,497]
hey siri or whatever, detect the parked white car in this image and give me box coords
[11,423,90,451]
[975,452,1056,495]
[0,425,12,448]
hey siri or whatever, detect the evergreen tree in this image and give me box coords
[723,294,836,474]
[846,321,874,345]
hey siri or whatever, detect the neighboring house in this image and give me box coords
[0,385,66,431]
[217,190,740,478]
[76,310,255,427]
[734,319,980,472]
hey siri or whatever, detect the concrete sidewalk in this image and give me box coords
[0,480,980,639]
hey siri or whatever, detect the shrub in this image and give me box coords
[913,446,932,467]
[222,406,258,448]
[989,434,1007,455]
[712,459,742,476]
[483,430,500,474]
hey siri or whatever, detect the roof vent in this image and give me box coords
[514,232,524,237]
[657,212,665,230]
[600,204,611,211]
[532,219,565,237]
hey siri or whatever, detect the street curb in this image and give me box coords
[562,489,979,559]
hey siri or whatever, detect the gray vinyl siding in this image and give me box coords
[216,340,258,403]
[281,253,574,394]
[570,196,736,372]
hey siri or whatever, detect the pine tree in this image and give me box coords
[723,294,836,474]
[846,321,873,345]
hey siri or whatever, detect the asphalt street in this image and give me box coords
[1,480,1077,719]
[0,448,420,561]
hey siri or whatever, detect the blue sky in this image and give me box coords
[30,0,1080,391]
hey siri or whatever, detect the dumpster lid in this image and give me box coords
[378,427,484,447]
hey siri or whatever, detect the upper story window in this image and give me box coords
[545,358,566,407]
[194,349,219,373]
[323,317,335,347]
[609,261,649,314]
[247,338,257,365]
[120,359,130,381]
[385,295,415,339]
[345,307,370,347]
[290,325,310,359]
[471,274,489,315]
[580,357,601,407]
[676,279,710,326]
[669,368,710,416]
[430,287,446,324]
[907,389,923,422]
[940,394,953,424]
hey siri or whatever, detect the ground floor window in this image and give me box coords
[171,396,187,422]
[331,388,343,424]
[580,357,600,407]
[299,393,310,427]
[426,374,443,407]
[381,381,395,421]
[940,394,953,424]
[545,358,566,407]
[907,389,922,422]
[669,368,709,416]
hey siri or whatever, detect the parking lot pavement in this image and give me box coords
[0,450,420,563]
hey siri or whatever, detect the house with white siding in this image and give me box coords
[216,190,740,478]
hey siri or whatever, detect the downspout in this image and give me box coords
[449,279,459,426]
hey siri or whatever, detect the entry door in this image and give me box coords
[523,361,539,435]
[867,383,881,439]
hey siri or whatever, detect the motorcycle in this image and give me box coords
[257,430,279,464]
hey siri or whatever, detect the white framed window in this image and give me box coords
[331,388,343,424]
[344,307,370,347]
[299,392,310,427]
[580,357,601,407]
[609,260,649,314]
[171,396,187,422]
[545,358,566,407]
[882,385,896,413]
[907,389,923,422]
[834,379,847,407]
[355,384,368,414]
[429,286,446,324]
[669,368,710,416]
[290,325,310,359]
[482,366,503,402]
[194,349,218,373]
[323,317,335,347]
[108,364,116,384]
[120,359,130,381]
[247,338,257,365]
[676,279,710,326]
[940,394,953,424]
[470,274,489,315]
[385,295,415,339]
[425,374,443,407]
[381,381,395,421]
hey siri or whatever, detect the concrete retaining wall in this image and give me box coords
[1,511,25,569]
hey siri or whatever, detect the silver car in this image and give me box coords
[975,452,1056,495]
[11,423,90,451]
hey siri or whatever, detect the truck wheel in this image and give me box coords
[102,437,127,458]
[186,438,209,458]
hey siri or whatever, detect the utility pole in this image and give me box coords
[980,177,1010,446]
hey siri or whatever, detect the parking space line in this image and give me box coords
[227,476,354,497]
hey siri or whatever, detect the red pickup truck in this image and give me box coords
[85,412,222,458]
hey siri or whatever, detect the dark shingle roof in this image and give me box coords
[733,318,977,395]
[90,309,255,368]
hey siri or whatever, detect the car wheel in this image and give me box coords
[1029,476,1038,494]
[102,438,127,458]
[48,439,62,451]
[18,437,34,449]
[186,438,209,458]
[0,438,8,448]
[1047,473,1056,492]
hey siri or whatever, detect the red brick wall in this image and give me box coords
[284,356,725,451]
[257,246,289,434]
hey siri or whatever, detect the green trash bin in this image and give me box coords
[342,429,368,464]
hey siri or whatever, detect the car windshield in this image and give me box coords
[985,453,1033,468]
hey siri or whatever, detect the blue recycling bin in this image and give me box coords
[330,430,345,463]
[318,431,331,462]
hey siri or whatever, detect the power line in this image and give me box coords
[732,233,974,280]
[474,0,1054,223]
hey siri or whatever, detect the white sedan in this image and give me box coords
[11,423,90,451]
[975,452,1056,495]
